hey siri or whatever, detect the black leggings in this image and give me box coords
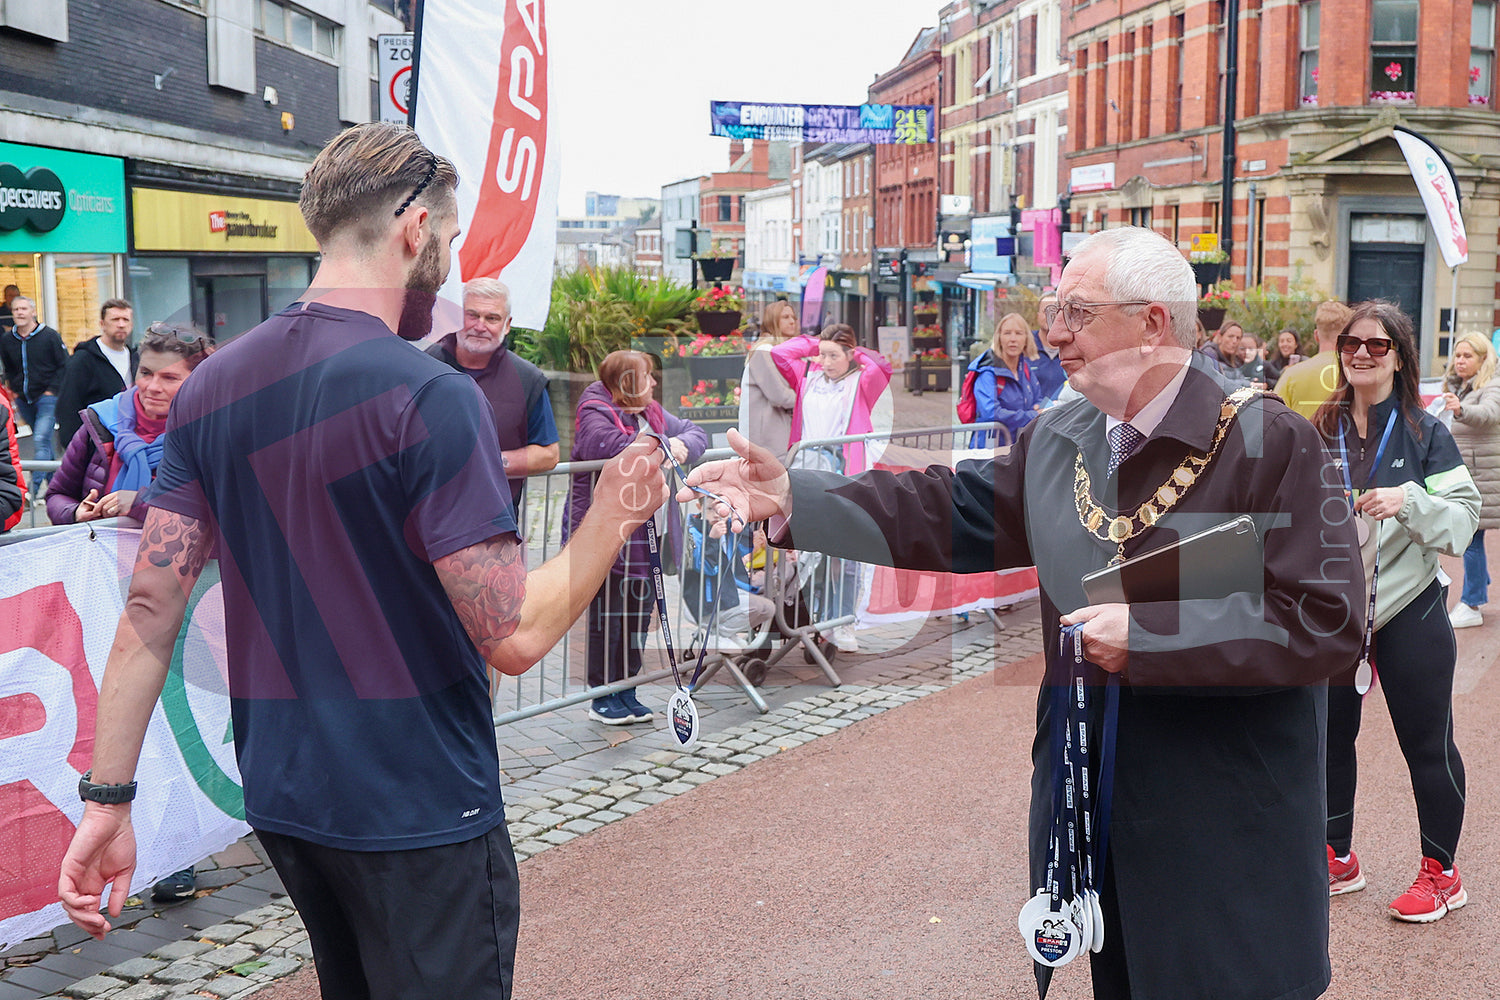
[1326,578,1466,868]
[585,575,653,689]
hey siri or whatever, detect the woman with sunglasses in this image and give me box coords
[47,323,214,526]
[1311,300,1479,923]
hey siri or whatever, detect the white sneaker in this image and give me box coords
[830,625,859,652]
[711,629,745,652]
[13,423,30,438]
[1449,603,1483,629]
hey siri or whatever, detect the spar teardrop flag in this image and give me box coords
[411,0,559,331]
[1391,126,1468,268]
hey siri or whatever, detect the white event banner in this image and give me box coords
[414,0,559,333]
[0,526,249,950]
[1392,126,1469,269]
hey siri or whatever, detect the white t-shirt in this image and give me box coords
[99,341,131,386]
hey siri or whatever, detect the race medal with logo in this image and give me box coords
[1070,895,1092,951]
[1355,516,1370,547]
[1353,659,1373,696]
[1025,910,1081,967]
[667,689,699,749]
[1018,889,1052,936]
[1089,889,1105,952]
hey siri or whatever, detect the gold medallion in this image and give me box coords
[1108,517,1132,542]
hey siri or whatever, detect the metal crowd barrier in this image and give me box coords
[7,425,1009,724]
[15,460,58,530]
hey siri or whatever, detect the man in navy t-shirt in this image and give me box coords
[58,123,668,1000]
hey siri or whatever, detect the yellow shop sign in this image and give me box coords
[132,188,317,253]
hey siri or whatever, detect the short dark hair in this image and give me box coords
[100,298,132,321]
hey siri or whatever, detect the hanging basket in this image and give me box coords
[1197,306,1227,331]
[694,310,742,338]
[1191,261,1227,286]
[695,257,736,282]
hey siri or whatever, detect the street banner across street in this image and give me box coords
[413,0,559,332]
[1392,126,1468,268]
[0,526,248,950]
[710,101,934,145]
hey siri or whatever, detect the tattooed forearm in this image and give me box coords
[139,508,213,584]
[435,535,527,663]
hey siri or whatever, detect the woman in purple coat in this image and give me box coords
[48,323,214,525]
[567,350,708,725]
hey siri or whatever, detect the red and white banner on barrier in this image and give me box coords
[857,450,1039,624]
[0,526,248,950]
[414,0,559,332]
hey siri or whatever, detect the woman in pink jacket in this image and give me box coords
[771,325,892,651]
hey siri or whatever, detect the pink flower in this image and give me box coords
[1384,61,1402,82]
[1472,65,1484,83]
[1310,68,1319,83]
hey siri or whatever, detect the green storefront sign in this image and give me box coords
[0,140,126,254]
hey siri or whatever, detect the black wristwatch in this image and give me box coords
[78,770,137,805]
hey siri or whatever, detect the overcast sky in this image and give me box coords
[547,1,941,216]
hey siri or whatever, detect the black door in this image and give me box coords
[1347,242,1424,322]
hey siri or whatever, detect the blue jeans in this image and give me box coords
[1461,529,1489,607]
[15,392,58,466]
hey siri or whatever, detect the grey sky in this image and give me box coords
[548,1,940,216]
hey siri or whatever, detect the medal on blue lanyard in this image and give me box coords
[641,432,746,748]
[1020,623,1118,966]
[1338,410,1397,696]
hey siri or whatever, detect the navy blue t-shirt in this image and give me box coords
[147,301,517,851]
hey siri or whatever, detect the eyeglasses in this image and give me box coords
[145,322,210,353]
[1043,299,1152,333]
[1336,334,1395,358]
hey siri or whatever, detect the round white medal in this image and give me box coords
[1018,889,1052,936]
[1353,659,1373,696]
[667,689,699,749]
[1024,910,1082,967]
[1089,889,1105,953]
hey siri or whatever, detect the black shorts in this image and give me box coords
[257,823,519,1000]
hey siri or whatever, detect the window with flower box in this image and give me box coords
[1473,1,1495,107]
[1369,0,1417,104]
[1299,2,1320,106]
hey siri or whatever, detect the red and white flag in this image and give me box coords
[1392,126,1468,268]
[413,0,558,331]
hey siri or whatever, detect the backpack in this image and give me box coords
[1,389,25,532]
[956,368,980,424]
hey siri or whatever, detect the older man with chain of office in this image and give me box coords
[684,226,1365,1000]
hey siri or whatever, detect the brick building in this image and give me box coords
[698,139,779,279]
[0,0,404,345]
[870,26,942,334]
[1064,0,1500,368]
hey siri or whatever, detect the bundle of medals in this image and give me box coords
[1018,623,1120,967]
[641,432,746,749]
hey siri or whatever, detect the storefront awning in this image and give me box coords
[958,271,1013,290]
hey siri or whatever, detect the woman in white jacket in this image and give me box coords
[1442,332,1500,628]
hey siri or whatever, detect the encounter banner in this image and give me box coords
[0,526,248,950]
[414,0,559,332]
[710,101,934,145]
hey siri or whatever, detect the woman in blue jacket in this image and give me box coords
[968,311,1042,447]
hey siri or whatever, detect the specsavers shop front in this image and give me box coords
[0,141,128,349]
[128,187,318,342]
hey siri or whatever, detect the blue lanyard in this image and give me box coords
[1048,624,1120,911]
[1338,409,1397,670]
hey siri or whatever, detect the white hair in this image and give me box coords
[10,295,34,310]
[463,277,511,317]
[1068,227,1198,348]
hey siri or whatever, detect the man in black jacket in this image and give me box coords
[56,298,137,446]
[0,296,68,476]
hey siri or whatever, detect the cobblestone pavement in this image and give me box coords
[0,598,1042,1000]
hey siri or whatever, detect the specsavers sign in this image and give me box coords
[0,141,126,253]
[132,188,318,253]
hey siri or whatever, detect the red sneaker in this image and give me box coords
[1389,858,1467,923]
[1328,845,1366,896]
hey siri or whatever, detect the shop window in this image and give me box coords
[0,257,41,319]
[1299,2,1320,106]
[54,254,114,351]
[1369,0,1417,104]
[126,257,193,333]
[717,195,731,222]
[1473,1,1495,107]
[268,257,314,313]
[257,0,340,60]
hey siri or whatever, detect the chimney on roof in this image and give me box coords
[729,139,745,162]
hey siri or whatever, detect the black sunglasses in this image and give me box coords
[1337,334,1394,358]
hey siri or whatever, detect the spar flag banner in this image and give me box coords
[1392,126,1468,268]
[0,526,248,950]
[413,0,559,332]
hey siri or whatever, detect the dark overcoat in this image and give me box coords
[781,358,1365,1000]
